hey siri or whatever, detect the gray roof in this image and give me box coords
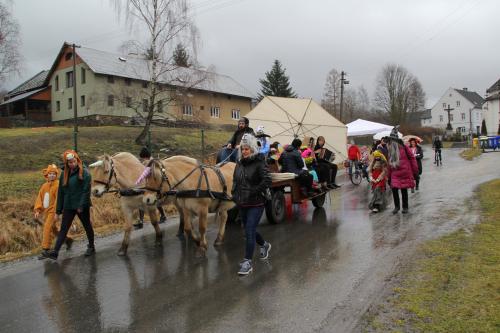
[420,109,432,119]
[454,88,484,107]
[8,70,49,96]
[76,47,255,99]
[486,79,500,93]
[0,88,45,106]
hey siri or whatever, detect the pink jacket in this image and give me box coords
[388,144,418,189]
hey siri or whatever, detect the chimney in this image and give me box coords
[463,87,468,91]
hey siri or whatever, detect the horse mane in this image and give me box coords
[163,155,199,165]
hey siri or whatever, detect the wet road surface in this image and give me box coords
[1,149,499,333]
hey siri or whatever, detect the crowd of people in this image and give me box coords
[32,117,427,276]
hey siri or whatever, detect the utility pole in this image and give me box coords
[339,71,349,123]
[72,43,81,152]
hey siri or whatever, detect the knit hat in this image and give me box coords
[239,134,259,158]
[255,125,270,138]
[239,117,249,126]
[62,149,83,186]
[43,164,60,179]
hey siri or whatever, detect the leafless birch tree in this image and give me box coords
[321,68,341,118]
[0,1,21,87]
[111,0,201,144]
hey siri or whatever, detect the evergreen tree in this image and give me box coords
[258,60,297,99]
[173,43,190,67]
[481,119,488,136]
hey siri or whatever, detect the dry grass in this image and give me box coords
[367,179,500,332]
[0,125,223,261]
[460,147,482,161]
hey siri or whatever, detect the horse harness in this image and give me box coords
[93,159,144,197]
[149,160,230,202]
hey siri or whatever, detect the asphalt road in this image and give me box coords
[0,148,498,333]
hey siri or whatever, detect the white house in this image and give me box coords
[483,79,500,136]
[424,87,484,136]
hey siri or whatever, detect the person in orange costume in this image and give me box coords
[34,164,73,260]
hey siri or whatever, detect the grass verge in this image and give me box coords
[460,147,482,161]
[367,179,500,332]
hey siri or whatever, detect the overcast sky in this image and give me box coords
[6,0,500,107]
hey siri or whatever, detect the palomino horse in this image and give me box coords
[142,156,236,256]
[89,152,173,255]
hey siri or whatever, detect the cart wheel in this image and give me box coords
[226,206,239,224]
[265,190,285,224]
[312,193,326,208]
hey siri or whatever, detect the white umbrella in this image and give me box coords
[373,130,403,140]
[245,96,348,160]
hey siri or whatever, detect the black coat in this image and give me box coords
[278,145,304,175]
[232,154,271,207]
[229,127,255,147]
[414,145,423,174]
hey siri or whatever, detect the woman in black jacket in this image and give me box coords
[232,134,272,275]
[314,136,340,189]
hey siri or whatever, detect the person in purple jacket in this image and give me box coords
[386,127,418,214]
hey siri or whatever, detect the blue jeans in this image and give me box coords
[219,147,237,163]
[240,206,265,260]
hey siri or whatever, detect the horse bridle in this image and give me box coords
[93,159,118,194]
[145,159,175,199]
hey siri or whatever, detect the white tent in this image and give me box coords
[245,96,348,161]
[346,119,394,137]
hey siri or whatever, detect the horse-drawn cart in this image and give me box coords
[265,174,328,224]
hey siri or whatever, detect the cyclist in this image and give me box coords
[347,140,361,176]
[432,136,443,165]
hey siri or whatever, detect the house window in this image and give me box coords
[65,52,73,61]
[456,101,460,107]
[157,100,163,113]
[142,99,148,112]
[142,81,148,88]
[461,113,465,120]
[55,76,59,91]
[450,114,454,121]
[126,97,132,107]
[231,109,240,120]
[200,105,204,111]
[210,106,220,118]
[66,71,74,88]
[81,68,86,84]
[182,104,193,116]
[439,115,443,122]
[107,75,114,83]
[80,95,85,107]
[56,101,60,112]
[108,95,114,106]
[68,98,73,109]
[442,103,446,108]
[125,78,132,86]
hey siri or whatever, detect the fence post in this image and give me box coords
[201,129,205,163]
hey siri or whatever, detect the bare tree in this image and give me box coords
[374,64,425,125]
[111,0,200,144]
[0,1,21,87]
[321,68,340,118]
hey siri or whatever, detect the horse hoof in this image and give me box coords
[176,233,186,241]
[195,247,207,258]
[214,238,224,247]
[117,249,127,256]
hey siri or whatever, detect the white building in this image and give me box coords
[483,79,500,136]
[423,87,484,136]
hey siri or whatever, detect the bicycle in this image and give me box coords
[434,149,442,166]
[349,161,368,185]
